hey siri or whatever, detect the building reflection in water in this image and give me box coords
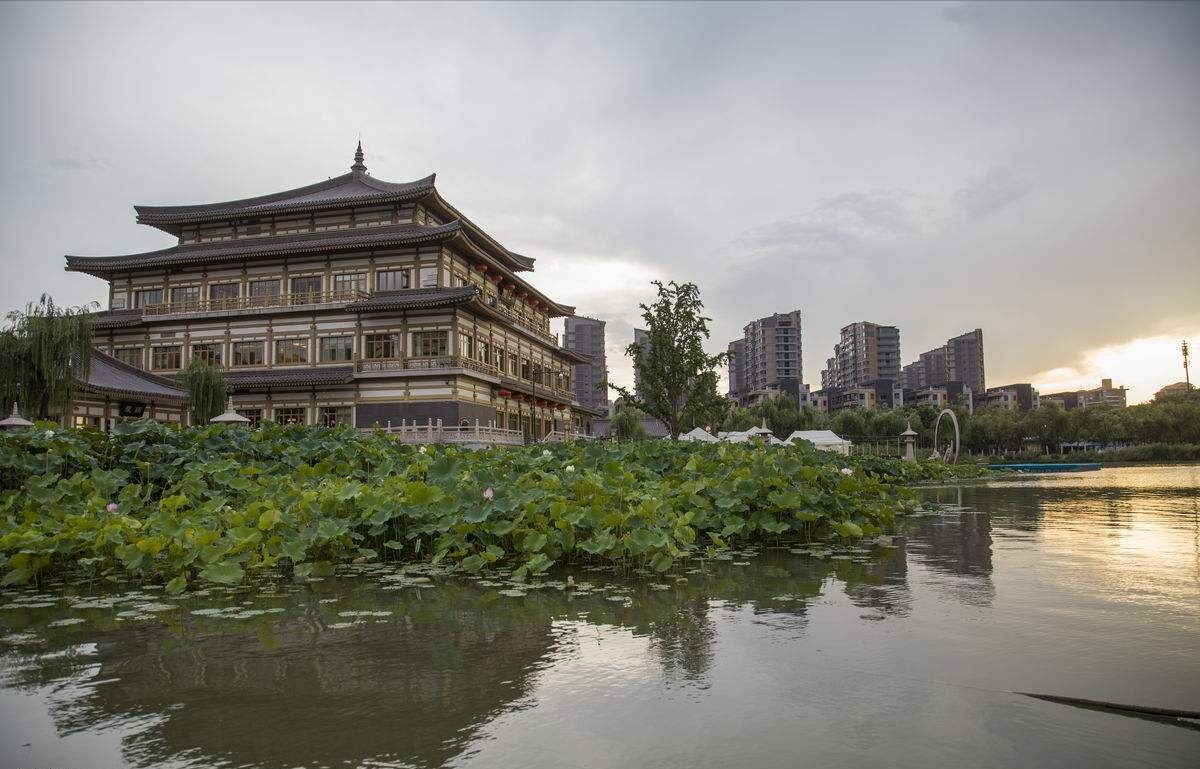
[0,547,914,768]
[5,592,555,769]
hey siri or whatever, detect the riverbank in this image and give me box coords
[970,443,1200,465]
[0,421,971,590]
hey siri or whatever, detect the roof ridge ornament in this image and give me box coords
[351,140,367,174]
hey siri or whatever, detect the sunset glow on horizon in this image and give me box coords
[1028,330,1198,405]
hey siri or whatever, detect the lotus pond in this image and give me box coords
[1,463,1198,768]
[0,422,978,589]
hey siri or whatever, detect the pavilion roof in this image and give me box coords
[221,366,356,391]
[91,309,146,329]
[130,144,537,275]
[345,286,479,312]
[65,222,462,276]
[68,143,581,314]
[135,171,436,227]
[80,349,186,402]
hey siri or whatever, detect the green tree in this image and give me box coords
[610,404,649,441]
[0,295,95,420]
[608,281,727,439]
[180,358,227,425]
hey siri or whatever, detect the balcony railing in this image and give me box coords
[543,430,596,442]
[355,355,502,378]
[482,297,557,345]
[372,418,526,447]
[142,289,368,316]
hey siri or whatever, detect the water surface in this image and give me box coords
[2,464,1198,768]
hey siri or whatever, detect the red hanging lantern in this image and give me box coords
[497,388,512,398]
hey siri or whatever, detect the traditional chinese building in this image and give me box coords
[66,144,590,439]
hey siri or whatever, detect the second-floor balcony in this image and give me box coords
[481,295,557,345]
[141,289,368,316]
[356,354,502,379]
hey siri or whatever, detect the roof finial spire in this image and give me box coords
[351,138,367,174]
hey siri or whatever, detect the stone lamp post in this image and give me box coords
[210,398,250,424]
[0,402,34,430]
[901,422,918,462]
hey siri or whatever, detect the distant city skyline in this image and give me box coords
[1,2,1196,405]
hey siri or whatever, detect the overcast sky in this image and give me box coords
[1,1,1197,403]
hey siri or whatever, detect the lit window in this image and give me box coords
[249,279,281,298]
[363,333,400,359]
[170,286,200,305]
[233,341,264,366]
[151,346,182,370]
[319,406,353,427]
[209,283,239,301]
[333,273,366,295]
[273,407,306,425]
[290,276,322,303]
[320,336,354,362]
[133,289,163,308]
[275,339,309,365]
[191,343,222,365]
[413,331,448,357]
[376,269,410,291]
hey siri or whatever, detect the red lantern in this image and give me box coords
[498,388,512,398]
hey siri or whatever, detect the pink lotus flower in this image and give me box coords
[106,502,118,513]
[483,487,494,500]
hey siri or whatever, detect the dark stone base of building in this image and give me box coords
[355,401,497,429]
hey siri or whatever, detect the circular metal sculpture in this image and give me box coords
[931,408,960,464]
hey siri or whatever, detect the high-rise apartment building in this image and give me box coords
[900,347,947,390]
[632,328,651,402]
[563,316,610,412]
[727,338,747,401]
[900,329,985,396]
[945,329,985,395]
[726,310,803,406]
[819,322,900,390]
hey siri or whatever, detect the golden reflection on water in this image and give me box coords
[984,465,1200,616]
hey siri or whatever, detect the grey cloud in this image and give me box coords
[733,189,939,265]
[1,1,1197,395]
[48,155,112,172]
[953,168,1031,218]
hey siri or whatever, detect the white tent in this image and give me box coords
[679,426,719,443]
[784,430,853,455]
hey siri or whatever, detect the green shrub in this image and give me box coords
[0,421,927,590]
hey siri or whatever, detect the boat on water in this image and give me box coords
[987,462,1102,473]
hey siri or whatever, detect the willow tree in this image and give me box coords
[0,295,95,420]
[180,358,227,425]
[608,281,728,439]
[610,404,649,441]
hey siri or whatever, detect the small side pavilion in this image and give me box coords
[68,350,187,429]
